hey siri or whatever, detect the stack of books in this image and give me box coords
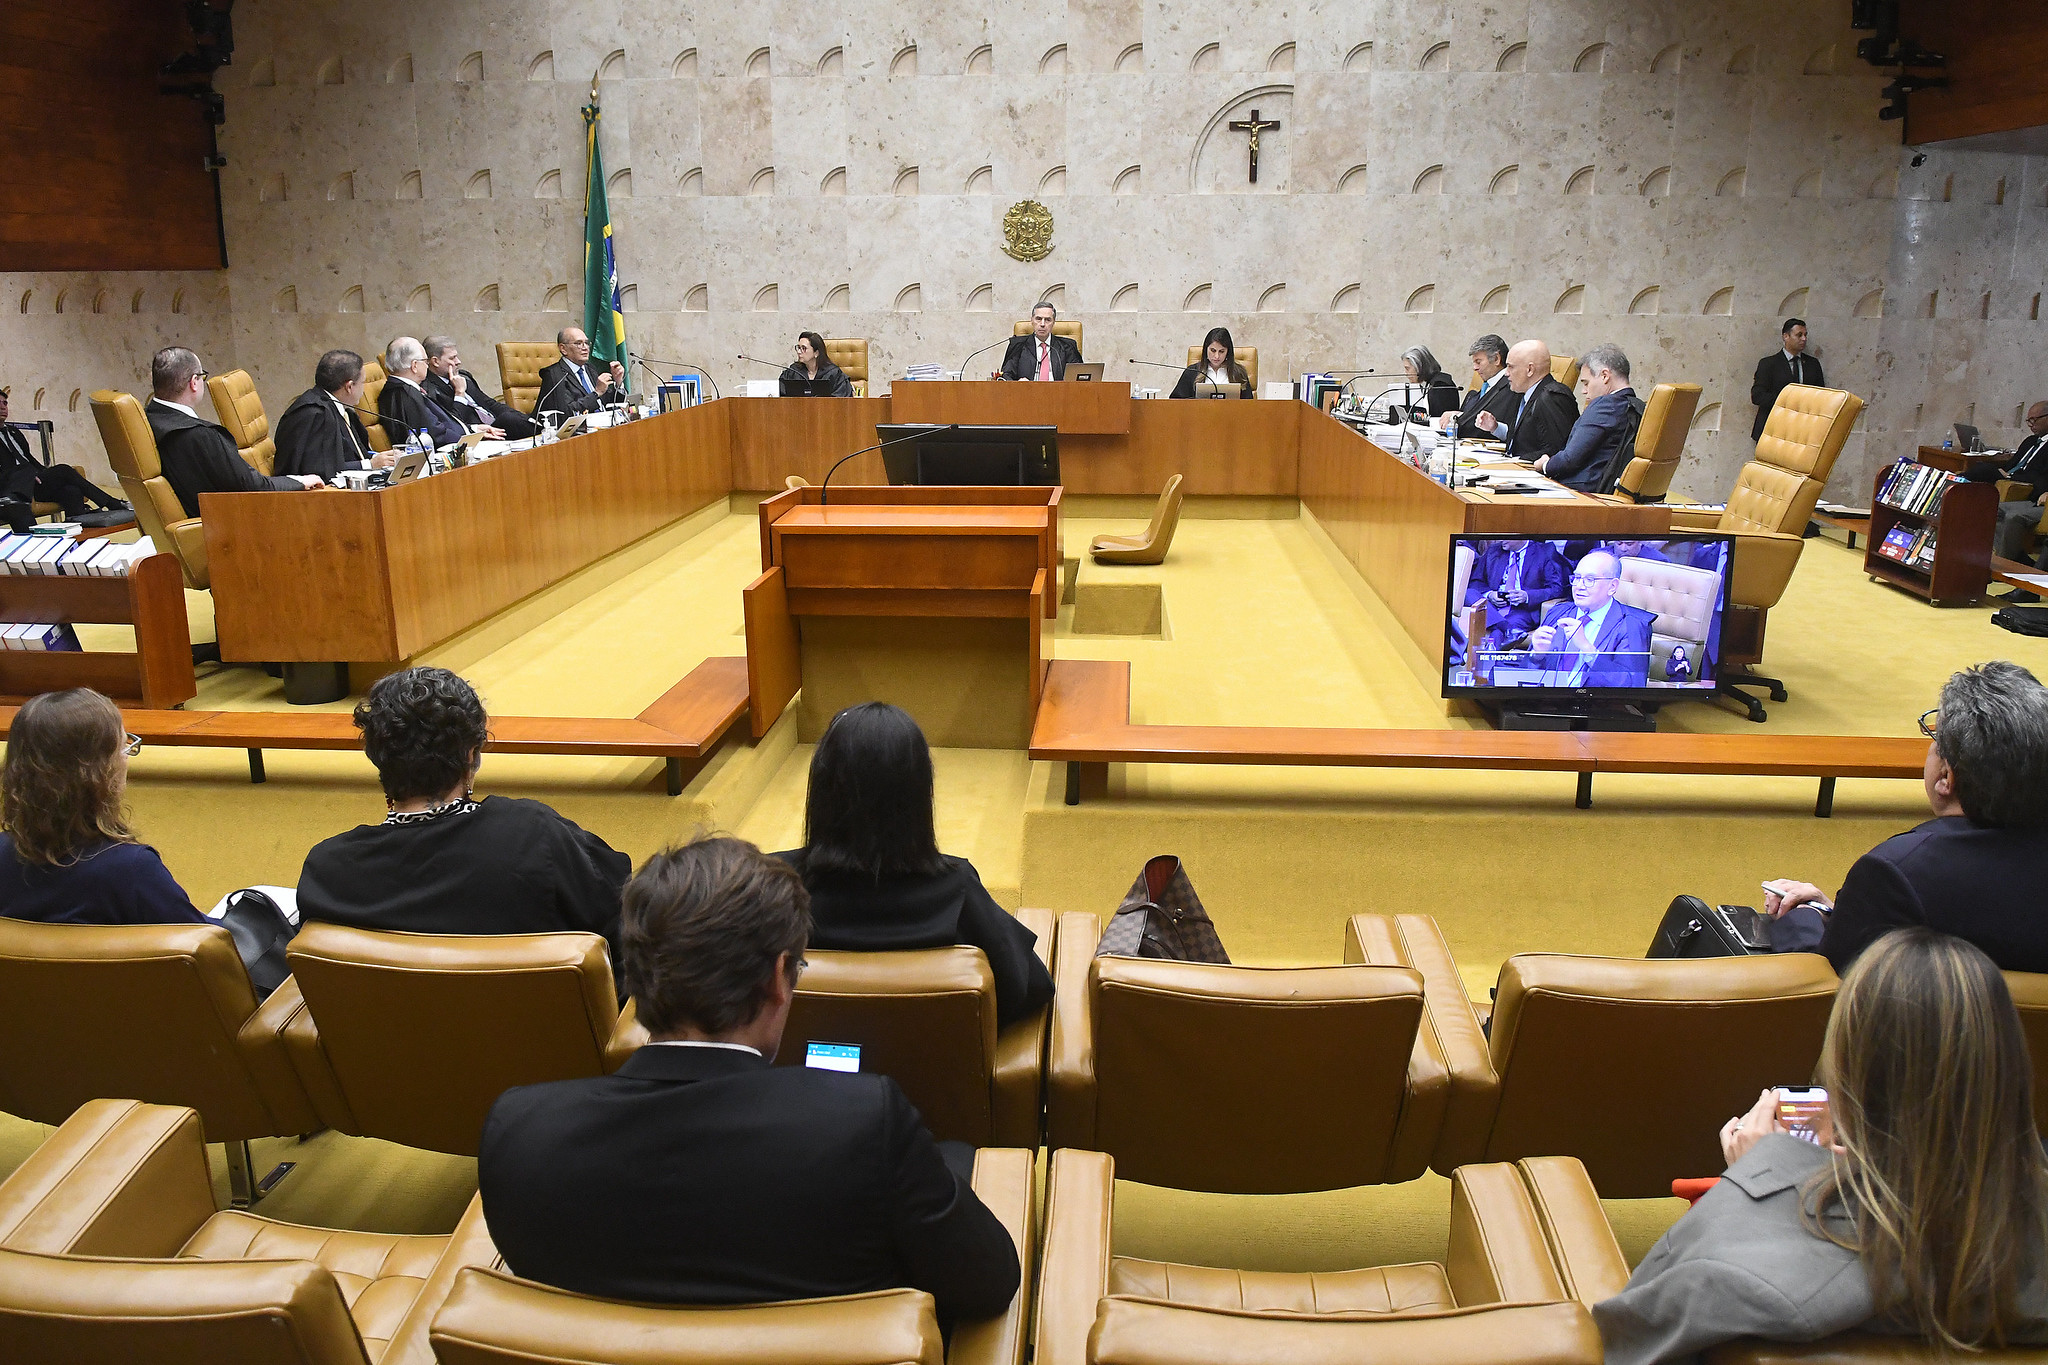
[1298,374,1341,410]
[0,621,81,651]
[1876,462,1957,518]
[901,364,946,382]
[1876,523,1940,570]
[0,534,156,576]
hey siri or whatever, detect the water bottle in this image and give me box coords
[1941,436,1953,451]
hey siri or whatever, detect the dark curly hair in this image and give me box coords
[353,667,490,803]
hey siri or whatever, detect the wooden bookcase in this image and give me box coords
[1863,460,1997,605]
[0,552,196,708]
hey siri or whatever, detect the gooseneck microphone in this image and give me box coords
[818,424,958,505]
[737,353,787,371]
[636,357,720,401]
[959,338,1010,381]
[1126,358,1184,370]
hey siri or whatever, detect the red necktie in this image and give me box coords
[1037,342,1052,381]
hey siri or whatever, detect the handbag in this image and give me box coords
[1645,894,1771,959]
[1096,855,1230,963]
[217,887,301,999]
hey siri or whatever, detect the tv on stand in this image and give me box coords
[876,424,1060,487]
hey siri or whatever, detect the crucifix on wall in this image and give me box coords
[1228,108,1281,183]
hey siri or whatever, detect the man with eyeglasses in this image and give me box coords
[532,327,623,417]
[1758,661,2048,972]
[145,346,321,518]
[1526,548,1654,687]
[1975,400,2048,602]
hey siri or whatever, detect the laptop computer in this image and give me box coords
[1063,363,1106,382]
[780,378,840,397]
[386,450,429,484]
[1195,382,1242,399]
[1953,423,1983,452]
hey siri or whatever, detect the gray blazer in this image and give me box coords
[1594,1134,2048,1364]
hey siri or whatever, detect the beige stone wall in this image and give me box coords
[3,1,2043,501]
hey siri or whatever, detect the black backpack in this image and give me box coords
[1992,605,2048,638]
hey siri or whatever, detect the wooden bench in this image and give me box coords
[1029,659,1927,817]
[0,656,753,797]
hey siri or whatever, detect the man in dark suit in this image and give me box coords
[1440,334,1520,441]
[1969,400,2048,585]
[999,302,1081,381]
[422,335,536,440]
[1473,340,1579,462]
[479,835,1020,1329]
[533,326,622,416]
[0,385,129,530]
[377,337,469,450]
[273,350,397,483]
[1527,549,1654,687]
[1748,318,1824,440]
[144,347,321,518]
[1465,538,1568,647]
[1760,661,2048,973]
[1539,343,1643,493]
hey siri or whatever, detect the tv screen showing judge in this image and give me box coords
[1442,533,1734,698]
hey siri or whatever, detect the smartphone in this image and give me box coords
[1776,1086,1829,1144]
[804,1041,861,1074]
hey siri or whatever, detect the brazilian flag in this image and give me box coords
[581,82,627,387]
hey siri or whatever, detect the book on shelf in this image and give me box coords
[0,621,81,651]
[0,535,153,577]
[1875,460,1959,518]
[1876,523,1941,569]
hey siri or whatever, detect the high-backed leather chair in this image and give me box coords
[1549,351,1581,390]
[769,910,1054,1147]
[426,1146,1037,1365]
[0,1098,500,1365]
[1607,382,1700,503]
[496,342,557,415]
[359,359,393,452]
[1616,554,1722,683]
[90,388,209,589]
[0,919,316,1204]
[277,923,640,1156]
[1090,474,1183,566]
[1350,915,1839,1197]
[2004,971,2048,1134]
[1033,1147,1604,1365]
[206,368,277,474]
[1668,384,1862,721]
[825,338,869,397]
[1013,318,1084,354]
[1182,346,1258,391]
[1047,912,1443,1192]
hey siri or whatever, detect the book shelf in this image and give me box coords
[0,552,196,708]
[1863,460,1996,605]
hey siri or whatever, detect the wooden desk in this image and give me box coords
[890,381,1132,435]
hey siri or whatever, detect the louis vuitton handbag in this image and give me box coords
[1095,854,1231,963]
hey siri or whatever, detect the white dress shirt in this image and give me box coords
[641,1039,764,1057]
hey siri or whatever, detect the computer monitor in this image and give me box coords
[1442,532,1736,702]
[876,424,1061,486]
[781,378,839,397]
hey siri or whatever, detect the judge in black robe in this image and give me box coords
[145,397,310,518]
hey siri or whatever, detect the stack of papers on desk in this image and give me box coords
[902,364,946,381]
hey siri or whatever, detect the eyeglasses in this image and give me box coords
[122,732,142,757]
[1918,708,1938,738]
[1568,573,1618,585]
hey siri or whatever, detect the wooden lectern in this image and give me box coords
[746,486,1058,749]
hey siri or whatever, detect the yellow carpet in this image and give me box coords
[7,501,2037,1275]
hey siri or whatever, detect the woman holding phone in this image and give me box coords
[1595,927,2048,1361]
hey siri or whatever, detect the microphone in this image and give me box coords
[531,367,587,419]
[737,353,785,371]
[636,357,721,401]
[818,424,957,505]
[959,338,1009,381]
[1126,358,1184,370]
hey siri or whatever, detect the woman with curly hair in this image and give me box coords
[0,688,206,925]
[298,667,631,972]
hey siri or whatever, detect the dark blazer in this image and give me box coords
[1815,815,2048,975]
[145,399,304,518]
[424,369,538,439]
[1168,363,1252,399]
[479,1044,1021,1326]
[1504,375,1580,461]
[999,333,1082,381]
[777,361,856,397]
[1968,432,2048,501]
[1450,373,1521,440]
[1395,372,1460,420]
[273,388,374,482]
[533,357,613,415]
[0,425,120,514]
[1545,388,1642,493]
[0,835,207,927]
[1465,540,1569,640]
[773,852,1054,1028]
[1530,598,1654,687]
[377,375,467,450]
[1749,351,1825,440]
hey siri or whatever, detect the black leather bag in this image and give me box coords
[219,888,299,999]
[1646,894,1771,958]
[1992,604,2048,637]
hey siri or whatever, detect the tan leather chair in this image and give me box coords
[276,923,640,1156]
[1013,318,1084,354]
[1182,346,1259,391]
[1033,1147,1604,1365]
[1608,382,1700,504]
[1047,912,1443,1192]
[1549,351,1581,390]
[825,338,869,397]
[496,341,558,415]
[1616,554,1722,683]
[1090,474,1183,566]
[2004,971,2048,1134]
[359,359,393,452]
[0,1098,500,1365]
[206,368,277,474]
[786,475,811,490]
[772,910,1054,1147]
[1668,384,1862,721]
[426,1147,1037,1365]
[1350,916,1839,1197]
[0,919,317,1205]
[90,388,209,589]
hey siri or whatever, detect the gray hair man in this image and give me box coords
[376,335,468,448]
[1537,343,1640,493]
[1442,334,1517,440]
[419,335,536,441]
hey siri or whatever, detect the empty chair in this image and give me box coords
[90,388,209,588]
[1548,350,1581,390]
[1603,382,1700,503]
[205,368,277,474]
[1032,1147,1604,1365]
[786,474,810,490]
[1089,474,1183,566]
[825,338,870,397]
[1048,911,1444,1192]
[0,918,316,1204]
[496,341,560,416]
[277,923,640,1156]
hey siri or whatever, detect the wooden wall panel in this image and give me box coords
[730,396,892,489]
[0,0,224,269]
[1902,0,2048,146]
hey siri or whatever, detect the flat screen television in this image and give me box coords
[876,424,1060,486]
[1442,532,1736,702]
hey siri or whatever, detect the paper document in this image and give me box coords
[2006,573,2048,590]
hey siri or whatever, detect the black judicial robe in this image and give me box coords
[273,387,374,482]
[145,399,303,518]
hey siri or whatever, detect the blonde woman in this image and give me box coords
[0,688,205,925]
[1596,927,2048,1361]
